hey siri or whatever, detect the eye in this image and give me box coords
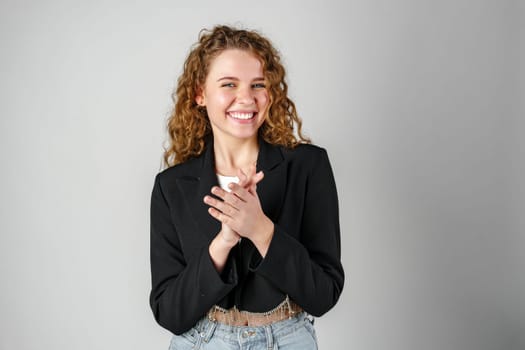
[252,83,266,89]
[221,82,235,88]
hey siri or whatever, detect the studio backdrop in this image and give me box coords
[0,1,523,349]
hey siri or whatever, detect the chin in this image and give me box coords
[232,131,259,140]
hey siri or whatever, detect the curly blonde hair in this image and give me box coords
[164,25,310,167]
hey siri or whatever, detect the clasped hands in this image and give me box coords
[203,165,274,256]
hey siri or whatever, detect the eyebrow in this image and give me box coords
[217,76,265,82]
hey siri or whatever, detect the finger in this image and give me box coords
[237,168,250,187]
[238,166,260,189]
[222,190,245,206]
[204,195,238,216]
[237,168,249,187]
[228,182,250,200]
[211,186,245,206]
[253,170,264,183]
[210,186,227,200]
[252,170,264,186]
[247,171,264,194]
[207,207,233,226]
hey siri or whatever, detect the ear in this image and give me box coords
[195,86,205,107]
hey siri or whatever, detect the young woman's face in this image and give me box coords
[196,49,269,143]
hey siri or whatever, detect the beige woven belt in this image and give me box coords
[207,296,303,327]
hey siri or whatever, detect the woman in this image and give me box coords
[150,25,344,349]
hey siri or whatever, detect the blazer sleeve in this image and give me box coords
[149,174,237,335]
[250,148,344,316]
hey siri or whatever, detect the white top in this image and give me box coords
[216,174,239,192]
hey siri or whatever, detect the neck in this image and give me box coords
[213,135,259,176]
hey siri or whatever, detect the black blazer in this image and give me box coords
[149,137,344,335]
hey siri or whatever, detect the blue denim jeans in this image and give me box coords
[168,312,318,350]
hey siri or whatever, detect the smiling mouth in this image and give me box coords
[228,112,257,120]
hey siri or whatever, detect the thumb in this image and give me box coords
[248,171,264,194]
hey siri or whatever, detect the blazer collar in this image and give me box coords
[175,136,287,242]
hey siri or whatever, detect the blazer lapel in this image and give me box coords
[256,138,287,223]
[176,142,221,242]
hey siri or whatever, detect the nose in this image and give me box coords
[236,86,255,104]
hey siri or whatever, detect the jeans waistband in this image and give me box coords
[194,311,312,344]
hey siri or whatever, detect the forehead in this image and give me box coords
[207,49,263,79]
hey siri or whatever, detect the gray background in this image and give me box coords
[0,0,523,349]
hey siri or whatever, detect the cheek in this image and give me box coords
[257,91,269,108]
[214,91,234,107]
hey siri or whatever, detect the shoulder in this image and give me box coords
[283,142,326,155]
[155,153,204,185]
[274,143,334,178]
[281,143,330,165]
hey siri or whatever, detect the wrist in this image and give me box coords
[253,217,274,256]
[218,229,240,249]
[209,231,237,273]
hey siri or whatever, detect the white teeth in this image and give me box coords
[229,112,255,120]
